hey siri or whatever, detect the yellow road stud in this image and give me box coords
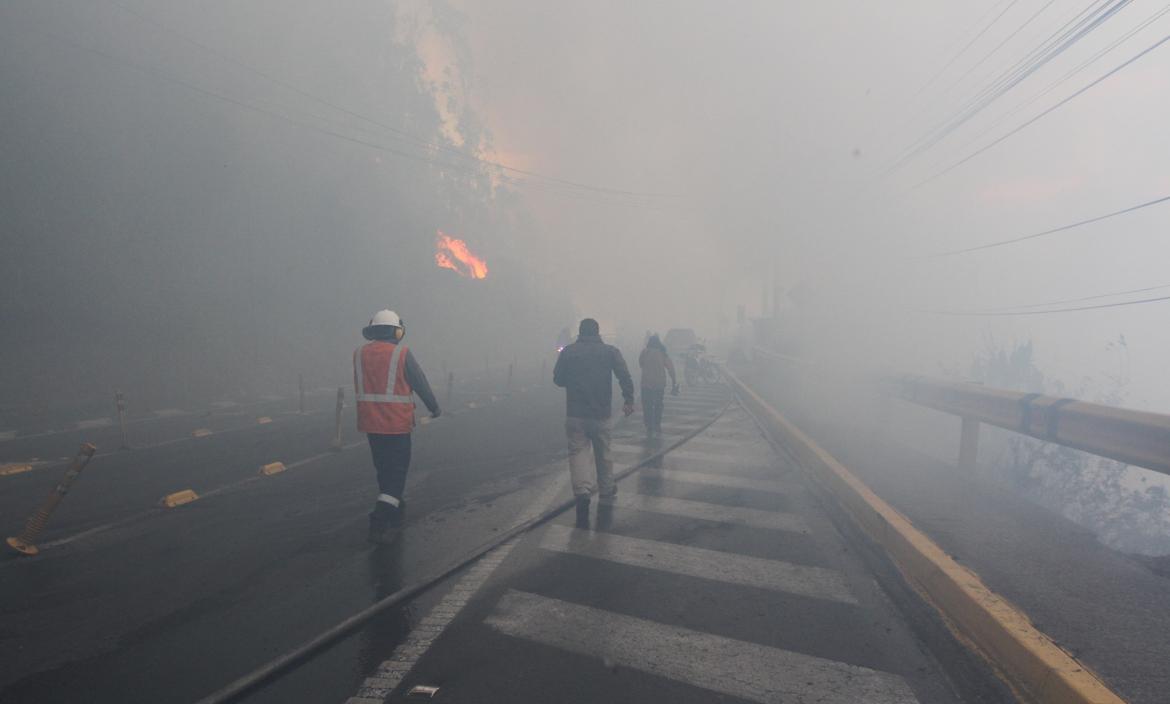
[160,489,199,508]
[192,428,212,438]
[257,416,273,424]
[0,463,34,477]
[259,461,287,476]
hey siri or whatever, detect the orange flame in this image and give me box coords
[435,231,488,279]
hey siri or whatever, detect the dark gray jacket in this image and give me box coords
[553,335,635,419]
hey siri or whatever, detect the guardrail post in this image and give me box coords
[6,443,98,555]
[330,387,344,451]
[115,390,129,450]
[958,417,980,472]
[446,372,454,407]
[298,374,305,414]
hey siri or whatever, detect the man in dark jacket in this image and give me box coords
[553,318,635,525]
[639,334,677,438]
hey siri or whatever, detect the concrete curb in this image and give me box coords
[723,368,1126,704]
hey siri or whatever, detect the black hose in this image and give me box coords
[192,394,733,704]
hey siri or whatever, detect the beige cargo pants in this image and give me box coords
[565,416,615,498]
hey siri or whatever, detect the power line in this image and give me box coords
[941,2,1170,166]
[933,192,1170,256]
[888,0,1128,174]
[916,30,1170,187]
[924,293,1170,316]
[103,0,684,200]
[942,282,1170,313]
[911,0,1024,100]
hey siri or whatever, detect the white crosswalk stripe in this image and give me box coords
[643,468,792,494]
[664,447,774,465]
[485,590,918,704]
[539,524,855,603]
[605,492,808,533]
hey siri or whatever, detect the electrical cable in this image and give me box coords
[924,293,1170,316]
[916,30,1170,187]
[938,282,1170,314]
[932,192,1170,256]
[942,2,1170,165]
[888,0,1127,174]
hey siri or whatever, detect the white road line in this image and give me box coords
[665,447,774,466]
[645,469,791,494]
[611,442,656,455]
[682,436,773,452]
[539,524,855,603]
[607,492,807,533]
[346,471,571,703]
[486,590,911,703]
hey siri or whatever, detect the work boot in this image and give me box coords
[597,502,614,531]
[575,495,590,529]
[368,501,404,544]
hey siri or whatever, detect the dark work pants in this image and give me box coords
[642,387,665,432]
[368,433,412,502]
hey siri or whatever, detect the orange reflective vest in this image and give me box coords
[354,341,415,434]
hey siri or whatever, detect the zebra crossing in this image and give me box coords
[364,390,958,704]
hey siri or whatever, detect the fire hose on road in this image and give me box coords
[191,395,732,704]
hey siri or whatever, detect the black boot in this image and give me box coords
[575,495,590,529]
[368,500,404,544]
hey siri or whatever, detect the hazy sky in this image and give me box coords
[445,0,1170,404]
[4,0,1170,409]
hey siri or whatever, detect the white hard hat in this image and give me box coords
[369,309,402,327]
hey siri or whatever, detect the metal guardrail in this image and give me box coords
[754,345,1170,477]
[901,375,1170,477]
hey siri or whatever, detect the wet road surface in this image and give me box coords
[0,381,730,704]
[352,397,975,704]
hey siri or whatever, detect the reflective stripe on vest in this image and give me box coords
[354,342,412,403]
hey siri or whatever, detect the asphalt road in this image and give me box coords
[1,379,1013,704]
[0,379,571,704]
[0,378,735,704]
[345,396,997,704]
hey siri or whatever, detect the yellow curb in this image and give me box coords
[160,489,199,508]
[0,463,34,477]
[259,461,286,476]
[723,369,1126,704]
[192,428,212,438]
[257,416,273,424]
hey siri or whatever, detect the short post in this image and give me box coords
[446,371,454,407]
[298,374,305,415]
[330,387,344,451]
[7,443,98,556]
[958,417,980,472]
[115,390,129,450]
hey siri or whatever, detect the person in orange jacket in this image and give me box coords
[354,309,439,543]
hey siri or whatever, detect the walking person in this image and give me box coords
[638,334,677,438]
[553,318,635,526]
[354,309,440,544]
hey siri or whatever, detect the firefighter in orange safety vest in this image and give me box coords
[354,309,440,544]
